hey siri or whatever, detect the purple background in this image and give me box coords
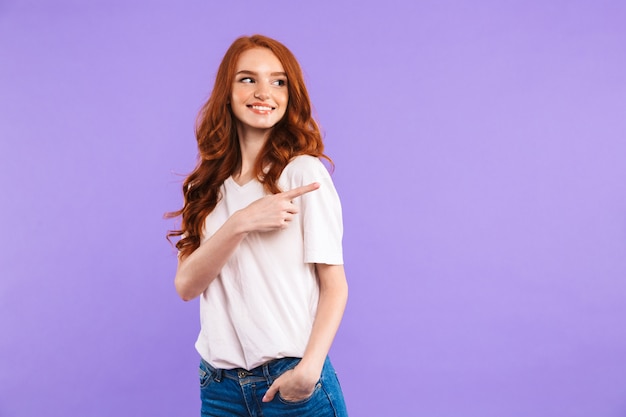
[2,1,626,416]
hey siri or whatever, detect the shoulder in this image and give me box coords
[283,155,330,178]
[279,155,336,192]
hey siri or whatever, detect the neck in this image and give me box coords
[234,125,271,184]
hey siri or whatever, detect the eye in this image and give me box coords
[272,79,287,87]
[239,77,254,83]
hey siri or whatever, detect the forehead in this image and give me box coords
[235,47,284,73]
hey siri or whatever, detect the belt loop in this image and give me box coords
[214,368,223,382]
[263,361,273,385]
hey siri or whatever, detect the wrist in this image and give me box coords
[230,209,252,235]
[294,359,323,382]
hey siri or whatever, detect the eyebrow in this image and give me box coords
[235,70,287,77]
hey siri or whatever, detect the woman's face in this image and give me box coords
[230,48,289,135]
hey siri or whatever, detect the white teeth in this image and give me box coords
[251,105,272,111]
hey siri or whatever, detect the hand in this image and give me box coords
[238,182,320,233]
[262,366,319,403]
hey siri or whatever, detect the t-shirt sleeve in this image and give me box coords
[285,156,344,265]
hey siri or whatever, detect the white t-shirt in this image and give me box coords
[195,155,344,370]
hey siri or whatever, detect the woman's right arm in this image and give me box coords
[174,212,249,301]
[174,182,320,301]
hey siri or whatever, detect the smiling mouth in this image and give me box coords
[247,104,275,112]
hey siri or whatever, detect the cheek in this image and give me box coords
[278,91,289,107]
[279,94,289,115]
[231,84,251,101]
[231,89,243,103]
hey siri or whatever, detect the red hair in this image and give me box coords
[166,35,330,258]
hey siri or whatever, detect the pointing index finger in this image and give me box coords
[284,182,320,199]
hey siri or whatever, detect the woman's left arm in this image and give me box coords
[262,263,348,402]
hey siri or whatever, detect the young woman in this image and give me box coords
[167,35,349,416]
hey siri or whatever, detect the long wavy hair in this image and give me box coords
[166,35,330,258]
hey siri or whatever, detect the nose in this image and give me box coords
[254,83,270,100]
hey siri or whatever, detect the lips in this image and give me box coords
[247,103,275,113]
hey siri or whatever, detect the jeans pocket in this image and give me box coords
[277,382,322,405]
[198,361,215,389]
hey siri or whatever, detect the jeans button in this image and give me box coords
[238,371,246,378]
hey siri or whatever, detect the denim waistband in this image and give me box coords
[200,357,302,384]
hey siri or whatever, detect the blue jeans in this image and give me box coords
[199,356,348,417]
